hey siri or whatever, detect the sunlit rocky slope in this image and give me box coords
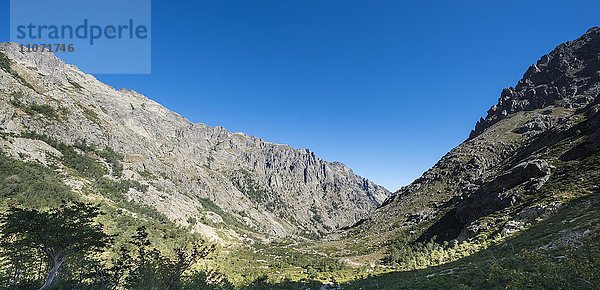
[0,42,389,241]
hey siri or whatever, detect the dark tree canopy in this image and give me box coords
[0,202,111,289]
[114,226,217,290]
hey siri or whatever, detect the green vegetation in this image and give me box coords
[79,103,103,125]
[97,146,125,177]
[385,237,487,270]
[0,52,36,91]
[229,170,273,205]
[0,51,10,71]
[0,205,226,289]
[209,238,352,288]
[222,193,598,289]
[343,194,600,289]
[28,104,60,119]
[541,142,600,199]
[139,170,158,180]
[0,203,111,289]
[0,145,229,289]
[67,78,84,90]
[62,144,108,178]
[229,170,291,219]
[21,132,128,179]
[198,198,248,230]
[10,97,60,120]
[110,226,226,290]
[0,150,75,209]
[7,134,170,236]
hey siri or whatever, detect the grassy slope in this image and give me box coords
[344,193,599,289]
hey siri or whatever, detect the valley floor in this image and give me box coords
[235,193,599,289]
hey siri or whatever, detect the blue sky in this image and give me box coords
[1,1,599,191]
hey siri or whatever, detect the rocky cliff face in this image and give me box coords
[470,27,600,138]
[348,27,600,247]
[0,42,390,239]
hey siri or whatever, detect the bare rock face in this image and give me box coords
[470,27,600,139]
[0,43,390,238]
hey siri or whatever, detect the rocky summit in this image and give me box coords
[470,27,600,138]
[0,42,389,240]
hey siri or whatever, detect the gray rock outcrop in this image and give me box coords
[470,27,600,139]
[0,42,390,239]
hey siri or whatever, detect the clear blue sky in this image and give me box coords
[1,1,599,191]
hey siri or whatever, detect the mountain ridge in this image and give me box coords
[0,42,390,240]
[330,27,600,259]
[470,26,600,139]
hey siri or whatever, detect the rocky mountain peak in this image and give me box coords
[470,26,600,139]
[355,28,600,252]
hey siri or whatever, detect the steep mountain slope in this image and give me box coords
[342,27,600,258]
[342,194,599,289]
[196,28,600,289]
[1,26,598,289]
[226,27,600,289]
[0,42,389,240]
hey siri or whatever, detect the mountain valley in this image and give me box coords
[0,28,599,289]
